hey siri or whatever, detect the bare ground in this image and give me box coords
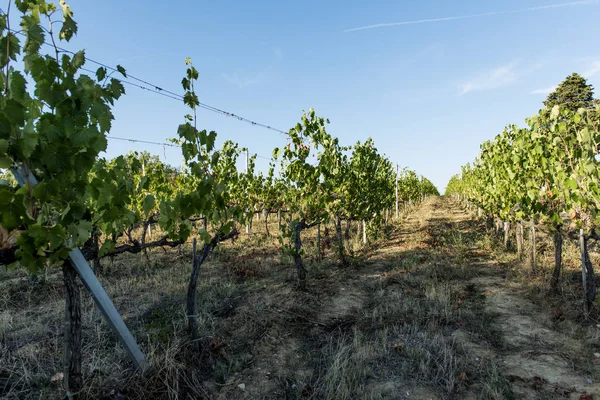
[2,197,600,399]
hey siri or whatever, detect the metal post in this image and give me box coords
[580,229,589,318]
[245,149,251,235]
[395,164,399,219]
[11,167,149,372]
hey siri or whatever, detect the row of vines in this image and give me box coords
[0,1,438,397]
[446,104,600,317]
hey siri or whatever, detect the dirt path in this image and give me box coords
[397,197,600,399]
[222,196,600,399]
[221,195,600,399]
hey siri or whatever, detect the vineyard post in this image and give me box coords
[530,223,537,271]
[516,222,523,259]
[141,159,151,242]
[503,222,510,248]
[580,229,589,318]
[362,220,367,245]
[264,209,269,236]
[317,223,322,262]
[395,164,399,219]
[245,149,251,235]
[345,219,352,240]
[11,168,149,372]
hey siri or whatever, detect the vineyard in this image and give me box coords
[0,2,445,399]
[3,1,600,400]
[446,104,600,318]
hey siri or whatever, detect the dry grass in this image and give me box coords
[4,198,596,399]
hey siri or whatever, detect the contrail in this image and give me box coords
[343,0,600,32]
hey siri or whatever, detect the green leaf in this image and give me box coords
[221,221,234,235]
[71,50,85,70]
[0,139,9,155]
[206,131,217,152]
[69,220,92,245]
[0,34,20,68]
[99,240,115,257]
[96,67,107,81]
[9,70,27,102]
[214,182,226,195]
[59,15,77,41]
[3,99,26,126]
[116,65,127,77]
[177,123,195,142]
[0,138,10,168]
[143,194,156,215]
[565,178,577,190]
[22,18,44,55]
[199,229,211,243]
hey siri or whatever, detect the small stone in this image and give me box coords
[238,383,246,390]
[584,378,593,384]
[292,384,297,389]
[50,372,63,382]
[594,353,600,358]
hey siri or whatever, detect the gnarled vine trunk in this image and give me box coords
[278,210,282,232]
[294,221,307,290]
[335,216,347,265]
[264,210,269,236]
[344,219,352,240]
[187,230,239,340]
[62,262,82,399]
[91,229,102,275]
[550,230,563,292]
[581,235,596,311]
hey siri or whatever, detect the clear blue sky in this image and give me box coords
[36,0,600,191]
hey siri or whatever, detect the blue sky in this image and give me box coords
[27,0,600,191]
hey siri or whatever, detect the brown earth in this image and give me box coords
[2,196,600,399]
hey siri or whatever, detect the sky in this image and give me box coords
[11,0,600,192]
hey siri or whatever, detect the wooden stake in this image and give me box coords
[516,222,523,259]
[317,223,321,262]
[362,220,367,245]
[531,224,536,271]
